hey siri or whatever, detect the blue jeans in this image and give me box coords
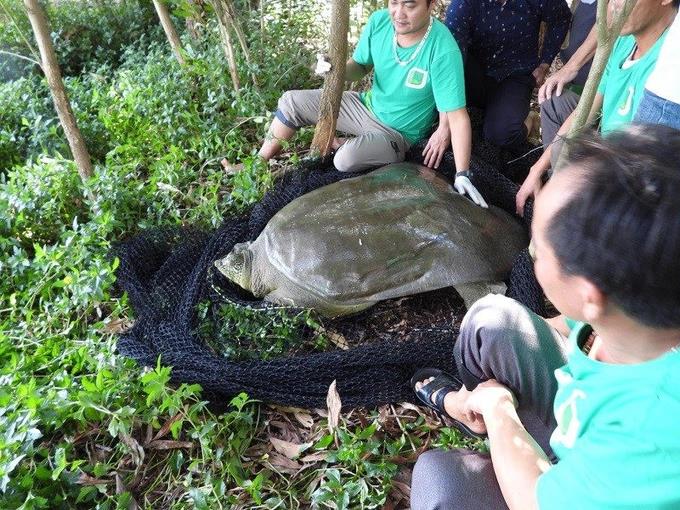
[634,89,680,130]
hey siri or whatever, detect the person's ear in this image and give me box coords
[579,278,607,323]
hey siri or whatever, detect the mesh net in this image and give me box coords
[113,111,544,410]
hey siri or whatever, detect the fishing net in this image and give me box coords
[113,111,544,409]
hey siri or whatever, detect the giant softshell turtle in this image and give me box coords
[215,163,528,316]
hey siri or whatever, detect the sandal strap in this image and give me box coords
[433,384,458,419]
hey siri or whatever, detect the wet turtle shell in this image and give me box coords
[215,163,528,316]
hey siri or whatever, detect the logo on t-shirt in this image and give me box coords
[617,86,635,116]
[405,68,428,89]
[553,388,586,448]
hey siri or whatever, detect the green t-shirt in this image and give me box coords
[352,10,466,144]
[597,33,667,134]
[536,322,680,509]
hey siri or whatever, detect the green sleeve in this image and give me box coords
[430,49,466,112]
[352,12,375,66]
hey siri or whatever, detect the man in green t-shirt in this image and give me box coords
[515,0,678,216]
[257,0,487,208]
[410,124,680,509]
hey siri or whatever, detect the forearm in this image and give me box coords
[485,401,551,510]
[563,25,597,73]
[345,58,370,82]
[447,109,471,173]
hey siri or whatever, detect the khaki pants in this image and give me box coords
[276,89,410,172]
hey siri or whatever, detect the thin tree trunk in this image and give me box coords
[217,13,241,96]
[310,0,350,157]
[185,0,206,40]
[556,0,636,169]
[152,0,186,65]
[23,0,94,182]
[214,0,259,87]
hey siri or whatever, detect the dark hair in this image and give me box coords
[674,0,679,9]
[547,125,680,328]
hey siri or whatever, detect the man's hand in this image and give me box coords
[539,64,578,103]
[422,123,450,169]
[314,54,331,76]
[532,63,550,89]
[515,169,544,216]
[463,379,517,420]
[454,173,488,208]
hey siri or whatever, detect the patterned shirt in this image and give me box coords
[445,0,571,81]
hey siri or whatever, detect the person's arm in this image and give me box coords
[539,24,598,103]
[447,108,488,208]
[535,0,572,86]
[345,58,372,83]
[516,93,603,215]
[422,112,451,169]
[464,380,552,510]
[447,108,471,174]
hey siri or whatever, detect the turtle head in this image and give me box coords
[214,242,254,293]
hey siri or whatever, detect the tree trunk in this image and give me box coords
[152,0,186,65]
[214,6,241,96]
[556,0,637,169]
[212,0,259,88]
[185,0,206,40]
[23,0,94,182]
[310,0,350,157]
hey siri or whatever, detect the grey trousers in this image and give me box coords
[276,89,410,173]
[410,294,569,510]
[540,90,580,171]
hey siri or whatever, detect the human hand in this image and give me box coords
[314,54,332,76]
[463,379,517,420]
[515,170,543,216]
[532,63,550,89]
[538,65,578,103]
[454,173,488,208]
[422,124,451,169]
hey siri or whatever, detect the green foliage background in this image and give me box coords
[0,0,470,508]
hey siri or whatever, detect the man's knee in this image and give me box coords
[333,147,364,173]
[411,450,458,510]
[456,294,532,384]
[540,92,578,127]
[462,294,527,343]
[483,119,525,148]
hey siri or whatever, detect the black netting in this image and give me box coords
[113,110,544,410]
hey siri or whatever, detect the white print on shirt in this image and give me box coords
[553,388,586,449]
[618,86,635,116]
[405,68,428,89]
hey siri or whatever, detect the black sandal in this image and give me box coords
[410,368,487,440]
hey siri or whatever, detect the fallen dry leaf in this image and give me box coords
[294,410,314,429]
[77,473,111,486]
[151,411,184,442]
[103,317,134,334]
[300,451,327,464]
[118,433,144,467]
[326,380,342,433]
[146,440,193,450]
[267,452,302,474]
[269,437,310,459]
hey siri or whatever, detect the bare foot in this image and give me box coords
[416,377,488,435]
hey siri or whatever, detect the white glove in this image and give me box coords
[314,54,332,76]
[454,172,488,208]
